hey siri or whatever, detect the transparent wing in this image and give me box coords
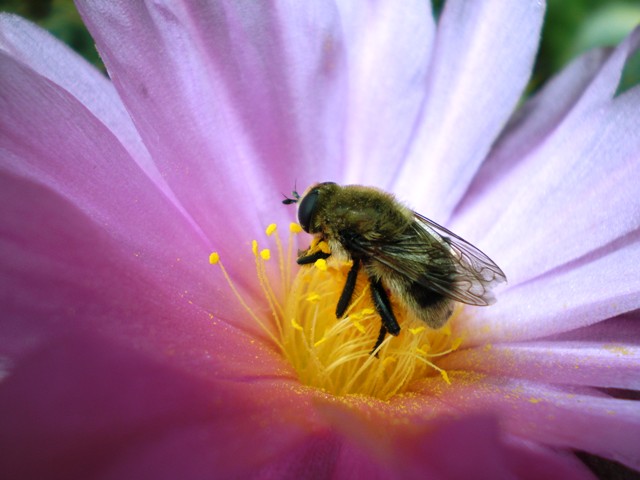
[344,213,506,306]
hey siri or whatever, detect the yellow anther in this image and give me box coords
[289,223,303,233]
[208,252,220,265]
[314,337,327,347]
[291,318,303,331]
[409,326,426,335]
[382,356,397,367]
[440,370,451,385]
[352,320,366,334]
[360,308,374,316]
[260,249,271,260]
[251,240,258,255]
[265,223,277,236]
[314,258,328,271]
[306,292,321,303]
[451,337,463,350]
[416,347,427,355]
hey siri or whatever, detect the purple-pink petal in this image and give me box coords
[459,231,640,344]
[393,0,545,222]
[457,27,640,232]
[412,377,640,471]
[316,399,594,480]
[336,0,435,188]
[441,340,640,389]
[454,28,640,287]
[0,167,285,379]
[76,0,350,240]
[0,14,165,189]
[0,333,311,479]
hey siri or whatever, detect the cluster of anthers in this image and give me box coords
[209,223,463,401]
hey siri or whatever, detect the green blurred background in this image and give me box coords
[1,0,639,92]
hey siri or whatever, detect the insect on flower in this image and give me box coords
[283,182,507,353]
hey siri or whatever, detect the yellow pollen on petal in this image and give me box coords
[210,222,465,401]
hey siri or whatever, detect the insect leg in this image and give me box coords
[369,276,401,353]
[336,257,360,318]
[371,323,387,355]
[297,250,331,265]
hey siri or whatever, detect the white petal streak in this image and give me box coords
[441,341,640,389]
[454,29,640,287]
[393,0,545,221]
[455,48,612,225]
[457,233,640,345]
[337,0,435,188]
[457,27,640,228]
[473,85,640,285]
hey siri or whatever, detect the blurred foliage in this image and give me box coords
[1,0,639,92]
[534,0,640,94]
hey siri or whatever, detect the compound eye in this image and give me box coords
[297,189,319,232]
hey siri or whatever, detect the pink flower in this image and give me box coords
[1,1,639,479]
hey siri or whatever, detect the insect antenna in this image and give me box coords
[282,190,300,205]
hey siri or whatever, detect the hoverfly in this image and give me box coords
[284,182,506,353]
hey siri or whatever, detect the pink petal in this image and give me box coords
[0,14,167,192]
[76,0,349,239]
[542,313,640,344]
[393,0,545,222]
[336,1,435,187]
[441,341,640,389]
[457,232,640,344]
[413,377,640,471]
[0,48,275,321]
[456,28,640,232]
[0,334,311,479]
[454,29,640,285]
[0,137,279,373]
[316,399,594,480]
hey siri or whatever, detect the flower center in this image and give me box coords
[210,223,462,401]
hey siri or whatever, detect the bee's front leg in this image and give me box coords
[368,276,401,353]
[296,249,331,265]
[336,257,360,318]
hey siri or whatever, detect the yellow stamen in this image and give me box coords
[210,223,463,400]
[306,292,321,303]
[265,223,277,236]
[314,258,328,271]
[209,252,283,350]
